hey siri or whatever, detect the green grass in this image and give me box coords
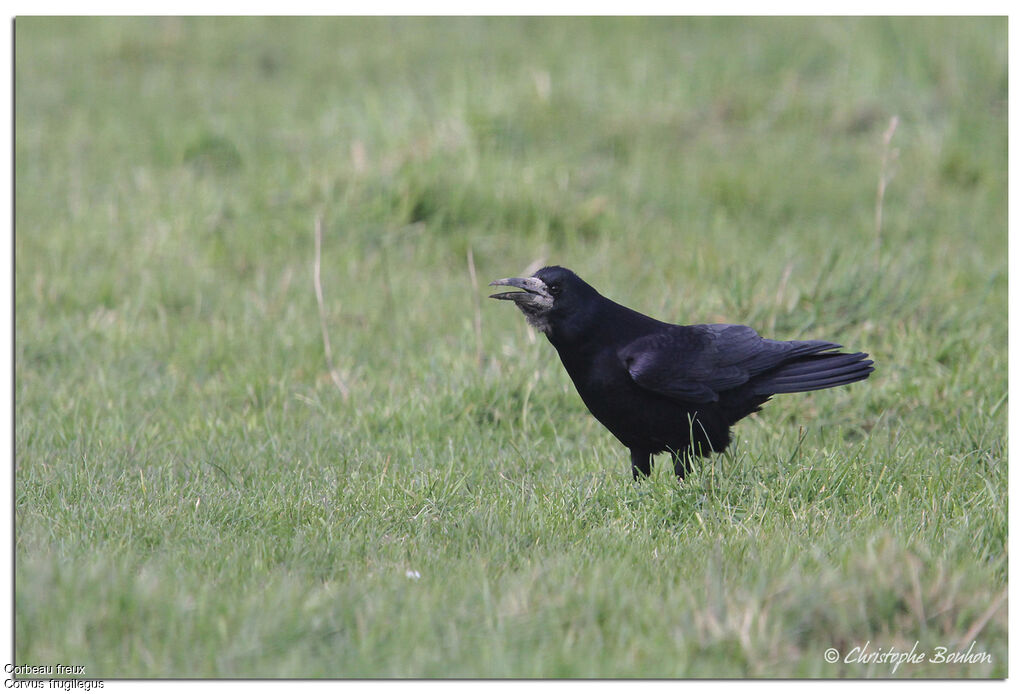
[14,17,1006,677]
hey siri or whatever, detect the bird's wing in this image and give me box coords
[618,324,840,403]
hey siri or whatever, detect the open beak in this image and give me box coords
[488,276,551,303]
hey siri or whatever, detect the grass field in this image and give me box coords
[14,17,1007,677]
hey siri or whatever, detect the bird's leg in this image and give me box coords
[670,449,693,480]
[630,449,652,480]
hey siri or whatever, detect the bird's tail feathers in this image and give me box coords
[753,351,874,395]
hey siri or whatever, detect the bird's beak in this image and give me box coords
[488,276,551,303]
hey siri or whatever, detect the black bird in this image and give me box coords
[490,266,873,480]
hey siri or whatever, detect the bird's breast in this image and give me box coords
[557,348,651,431]
[553,341,706,451]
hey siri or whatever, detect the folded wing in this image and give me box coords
[619,324,873,403]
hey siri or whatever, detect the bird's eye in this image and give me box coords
[548,282,562,295]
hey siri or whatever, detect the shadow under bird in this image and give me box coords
[489,266,874,480]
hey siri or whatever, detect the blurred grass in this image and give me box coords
[14,17,1006,677]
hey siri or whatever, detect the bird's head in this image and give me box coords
[488,265,595,335]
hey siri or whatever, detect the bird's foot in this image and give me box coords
[630,450,652,481]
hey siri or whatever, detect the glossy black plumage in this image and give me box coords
[490,266,874,479]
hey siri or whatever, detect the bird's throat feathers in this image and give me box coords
[537,301,603,348]
[515,302,553,334]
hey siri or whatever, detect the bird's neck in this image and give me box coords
[545,297,661,353]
